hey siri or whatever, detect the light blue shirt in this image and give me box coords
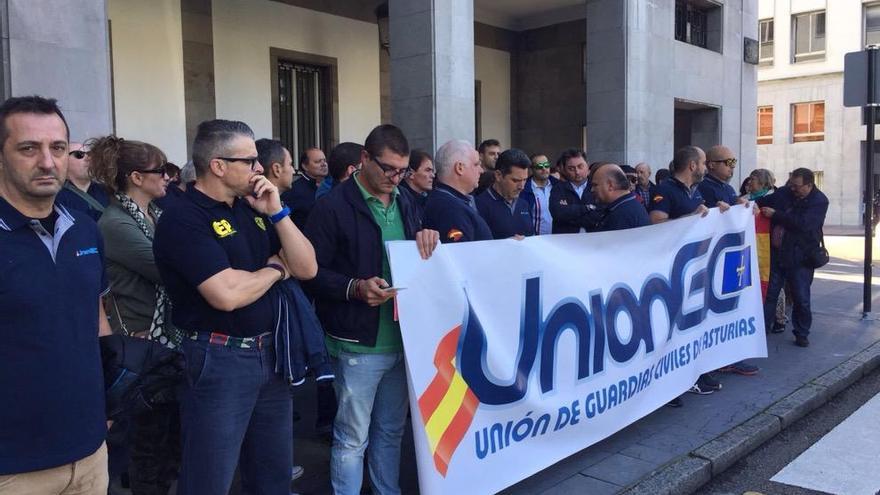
[530,179,554,235]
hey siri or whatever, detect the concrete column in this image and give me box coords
[1,0,113,141]
[181,0,215,156]
[586,0,758,178]
[389,0,475,153]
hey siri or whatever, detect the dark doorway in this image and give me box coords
[674,99,720,152]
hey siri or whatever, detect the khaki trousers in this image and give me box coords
[0,442,108,495]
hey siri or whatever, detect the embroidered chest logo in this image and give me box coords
[76,247,99,257]
[212,219,237,238]
[254,217,266,231]
[447,229,463,242]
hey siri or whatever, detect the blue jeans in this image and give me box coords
[331,351,408,495]
[177,336,292,495]
[764,260,814,337]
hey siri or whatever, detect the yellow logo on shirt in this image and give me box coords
[254,217,266,231]
[212,219,237,238]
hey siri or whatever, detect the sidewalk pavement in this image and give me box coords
[290,239,880,495]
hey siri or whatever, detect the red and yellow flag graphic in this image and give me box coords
[417,326,480,477]
[755,214,771,301]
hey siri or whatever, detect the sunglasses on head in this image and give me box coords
[69,150,87,159]
[532,161,551,169]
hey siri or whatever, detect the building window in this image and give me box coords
[867,4,880,47]
[792,11,825,62]
[277,61,329,161]
[759,19,774,64]
[792,102,824,143]
[757,106,773,145]
[674,1,722,52]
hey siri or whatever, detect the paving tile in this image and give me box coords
[541,474,620,495]
[581,453,656,487]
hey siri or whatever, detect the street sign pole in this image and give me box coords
[864,46,879,318]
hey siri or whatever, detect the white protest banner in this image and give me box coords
[387,206,767,495]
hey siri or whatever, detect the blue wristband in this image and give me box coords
[268,205,291,224]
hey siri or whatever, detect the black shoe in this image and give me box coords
[795,335,810,347]
[771,322,785,333]
[697,373,722,392]
[665,397,684,407]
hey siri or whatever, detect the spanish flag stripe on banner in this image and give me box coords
[417,325,479,477]
[755,214,771,301]
[432,389,480,476]
[417,326,461,420]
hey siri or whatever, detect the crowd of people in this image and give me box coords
[0,94,828,495]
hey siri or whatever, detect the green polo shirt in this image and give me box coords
[325,174,405,356]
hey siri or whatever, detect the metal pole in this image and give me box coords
[864,46,878,318]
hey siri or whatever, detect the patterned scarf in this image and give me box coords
[114,192,182,348]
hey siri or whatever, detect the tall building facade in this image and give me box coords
[757,0,876,226]
[2,0,757,189]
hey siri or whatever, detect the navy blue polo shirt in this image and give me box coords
[651,177,705,219]
[475,187,535,239]
[423,183,493,243]
[153,186,281,337]
[598,192,651,232]
[698,174,738,207]
[0,198,108,475]
[281,174,319,230]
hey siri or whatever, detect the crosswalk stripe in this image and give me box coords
[770,392,880,495]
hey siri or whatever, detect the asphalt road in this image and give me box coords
[695,366,880,495]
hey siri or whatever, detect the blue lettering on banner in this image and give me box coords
[459,231,750,406]
[76,247,99,257]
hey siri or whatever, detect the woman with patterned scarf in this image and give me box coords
[90,135,181,495]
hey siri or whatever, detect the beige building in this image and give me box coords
[757,0,878,226]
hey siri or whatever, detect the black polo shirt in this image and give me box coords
[475,187,535,239]
[423,183,493,243]
[651,177,705,220]
[0,198,108,474]
[598,192,651,232]
[698,174,738,207]
[281,174,319,230]
[154,186,280,337]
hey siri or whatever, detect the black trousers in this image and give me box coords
[128,403,181,495]
[764,259,815,338]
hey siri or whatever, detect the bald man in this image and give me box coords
[591,163,650,231]
[698,145,747,210]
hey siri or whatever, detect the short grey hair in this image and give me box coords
[179,160,197,183]
[191,119,255,176]
[434,139,475,179]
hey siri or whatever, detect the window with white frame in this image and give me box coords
[866,4,880,47]
[792,102,824,143]
[759,19,774,64]
[792,11,825,62]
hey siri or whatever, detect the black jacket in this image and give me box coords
[767,186,829,268]
[303,178,422,346]
[548,180,602,234]
[281,174,319,230]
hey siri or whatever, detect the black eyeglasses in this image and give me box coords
[709,158,737,168]
[370,155,408,179]
[69,150,87,159]
[216,156,260,171]
[133,163,175,177]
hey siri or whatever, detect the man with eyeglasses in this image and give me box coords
[153,119,318,494]
[281,146,327,230]
[520,153,558,235]
[759,168,828,348]
[303,124,439,495]
[424,139,494,243]
[55,141,110,221]
[698,145,748,211]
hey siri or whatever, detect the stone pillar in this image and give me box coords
[181,0,215,156]
[1,0,113,141]
[585,0,628,164]
[389,0,474,153]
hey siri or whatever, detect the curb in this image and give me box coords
[620,339,880,495]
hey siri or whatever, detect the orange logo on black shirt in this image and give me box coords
[652,195,664,203]
[447,229,463,242]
